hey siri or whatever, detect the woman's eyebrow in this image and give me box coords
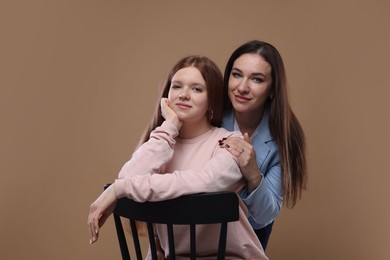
[252,72,266,77]
[232,67,266,78]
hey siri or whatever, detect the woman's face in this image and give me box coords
[228,53,272,114]
[168,66,209,124]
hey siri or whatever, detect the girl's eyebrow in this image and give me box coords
[191,83,205,88]
[171,80,205,87]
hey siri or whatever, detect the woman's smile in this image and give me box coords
[233,94,252,103]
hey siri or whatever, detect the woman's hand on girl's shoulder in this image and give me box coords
[219,133,262,191]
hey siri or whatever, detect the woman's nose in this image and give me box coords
[237,79,249,94]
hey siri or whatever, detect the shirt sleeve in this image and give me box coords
[113,146,244,202]
[117,120,178,179]
[240,164,283,227]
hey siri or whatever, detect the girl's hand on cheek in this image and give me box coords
[161,98,182,130]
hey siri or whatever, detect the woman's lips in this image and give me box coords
[234,94,251,103]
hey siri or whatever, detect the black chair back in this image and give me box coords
[105,184,239,260]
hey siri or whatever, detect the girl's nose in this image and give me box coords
[179,88,190,100]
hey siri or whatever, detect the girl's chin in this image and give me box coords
[178,116,208,124]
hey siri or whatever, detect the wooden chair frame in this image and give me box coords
[105,184,239,260]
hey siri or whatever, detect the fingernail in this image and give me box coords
[225,144,230,148]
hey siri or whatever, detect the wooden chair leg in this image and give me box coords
[217,222,228,260]
[129,220,142,260]
[114,214,131,260]
[167,224,176,260]
[190,224,196,260]
[146,222,158,260]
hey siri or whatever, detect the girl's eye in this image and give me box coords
[192,87,203,93]
[171,84,181,89]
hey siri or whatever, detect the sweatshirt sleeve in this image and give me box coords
[113,147,244,202]
[118,120,178,179]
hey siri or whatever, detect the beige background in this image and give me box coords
[1,0,389,259]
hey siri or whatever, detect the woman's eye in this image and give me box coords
[171,84,181,89]
[232,72,241,78]
[252,77,264,83]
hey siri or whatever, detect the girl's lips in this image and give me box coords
[176,102,192,109]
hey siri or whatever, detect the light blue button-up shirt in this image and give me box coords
[222,107,283,229]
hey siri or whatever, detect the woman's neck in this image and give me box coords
[234,108,265,137]
[179,120,211,139]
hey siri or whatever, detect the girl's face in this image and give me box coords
[168,66,209,125]
[228,53,272,114]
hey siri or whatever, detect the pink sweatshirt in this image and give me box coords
[113,121,268,260]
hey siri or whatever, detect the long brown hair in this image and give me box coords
[138,55,224,147]
[223,40,307,207]
[133,55,223,235]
